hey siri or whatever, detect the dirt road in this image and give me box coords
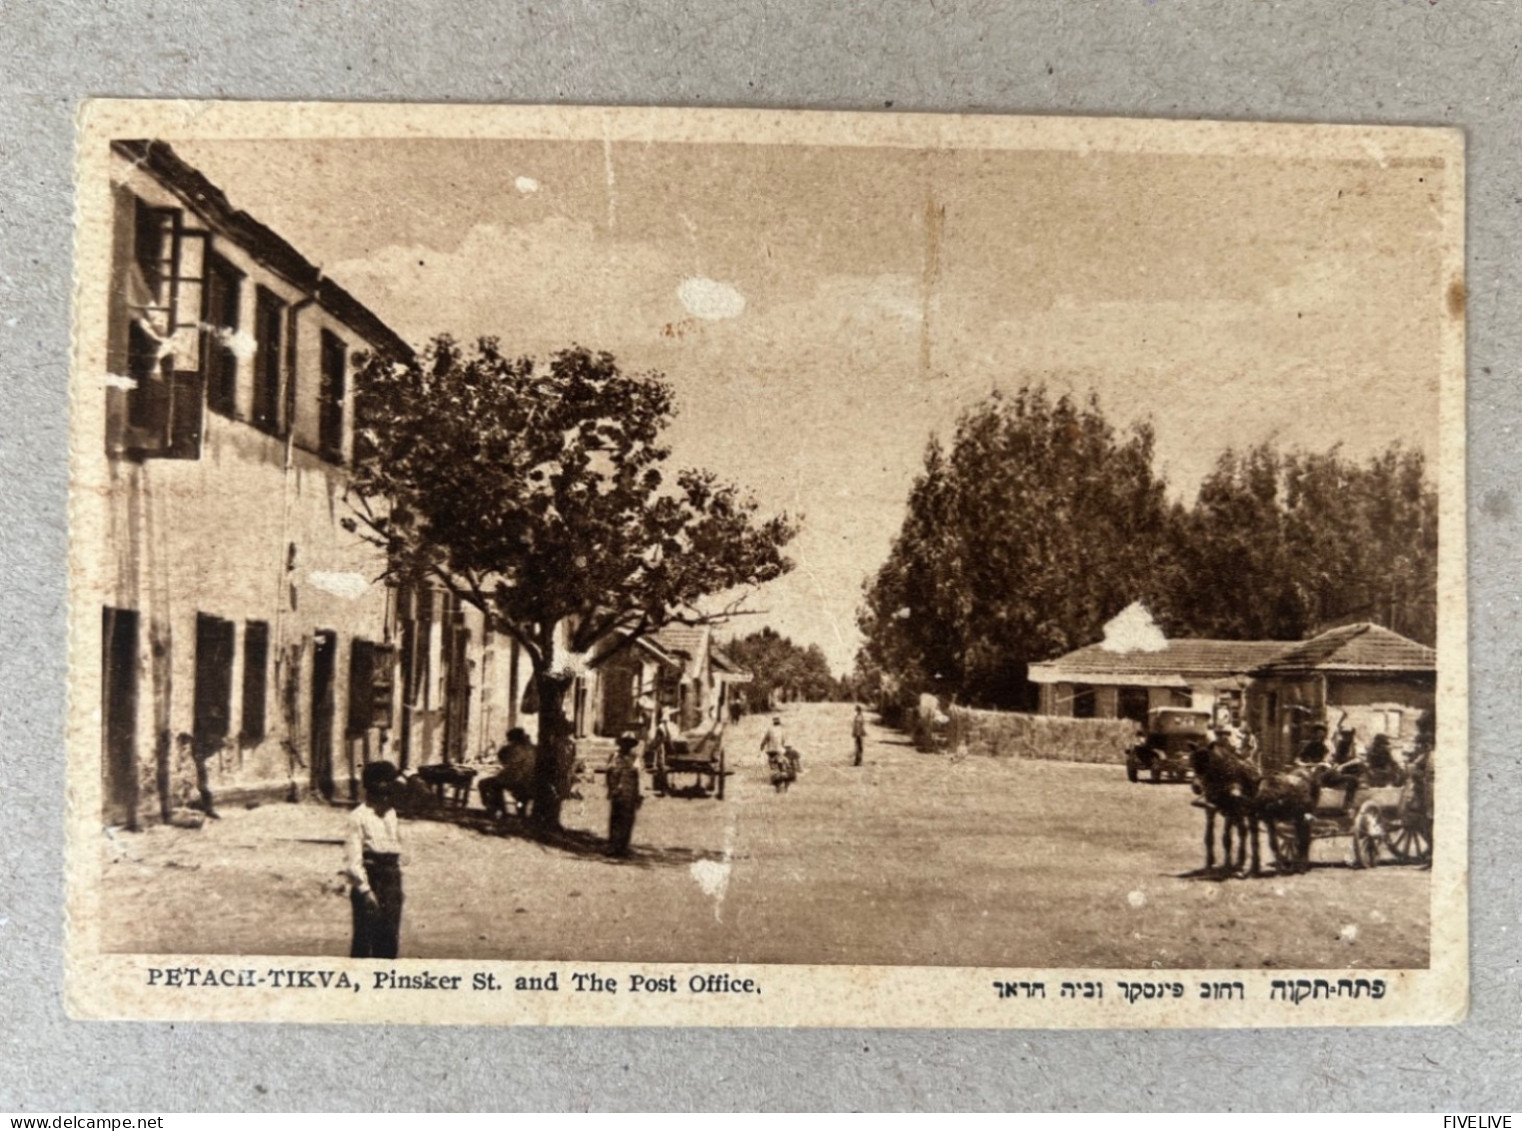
[101,701,1430,968]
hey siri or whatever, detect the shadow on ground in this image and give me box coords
[400,801,717,870]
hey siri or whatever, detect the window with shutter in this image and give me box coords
[252,286,285,436]
[241,621,269,743]
[203,255,243,418]
[193,613,237,757]
[319,330,347,462]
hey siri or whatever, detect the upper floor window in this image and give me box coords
[133,200,176,311]
[252,286,285,436]
[319,329,347,463]
[111,195,204,461]
[202,254,243,418]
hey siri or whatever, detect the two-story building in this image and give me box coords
[96,140,532,828]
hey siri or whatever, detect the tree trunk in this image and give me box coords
[531,669,573,830]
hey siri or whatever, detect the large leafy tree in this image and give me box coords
[347,337,797,827]
[861,389,1439,711]
[859,388,1176,709]
[1168,444,1305,639]
[1172,443,1437,644]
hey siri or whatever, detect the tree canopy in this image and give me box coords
[858,388,1175,709]
[347,337,797,823]
[724,627,845,709]
[1172,442,1437,643]
[858,386,1437,710]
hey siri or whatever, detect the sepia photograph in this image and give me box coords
[65,101,1466,1027]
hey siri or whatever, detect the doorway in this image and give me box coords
[310,630,337,801]
[101,606,140,828]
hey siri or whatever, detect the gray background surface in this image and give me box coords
[1,0,1518,1111]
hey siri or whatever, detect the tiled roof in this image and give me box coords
[1252,623,1436,675]
[1031,639,1292,681]
[649,623,708,658]
[709,646,744,674]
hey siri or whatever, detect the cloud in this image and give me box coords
[514,176,540,195]
[678,277,746,320]
[328,218,681,350]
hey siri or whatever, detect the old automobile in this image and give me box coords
[1127,707,1211,783]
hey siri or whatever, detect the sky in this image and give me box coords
[172,133,1448,674]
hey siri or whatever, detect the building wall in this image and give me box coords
[1041,682,1074,716]
[586,639,679,740]
[1094,686,1119,719]
[1247,675,1322,769]
[1326,675,1435,754]
[471,628,533,754]
[1149,685,1195,714]
[1037,680,1196,719]
[1248,673,1434,769]
[102,443,395,815]
[98,152,531,827]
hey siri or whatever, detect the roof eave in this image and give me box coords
[111,138,413,363]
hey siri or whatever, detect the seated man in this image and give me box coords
[1320,727,1367,809]
[1363,733,1406,787]
[479,727,535,819]
[1295,722,1331,765]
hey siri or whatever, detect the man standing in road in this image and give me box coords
[606,734,643,858]
[851,705,867,766]
[346,760,404,959]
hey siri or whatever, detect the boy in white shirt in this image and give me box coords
[346,760,404,959]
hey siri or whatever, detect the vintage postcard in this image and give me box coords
[66,100,1466,1027]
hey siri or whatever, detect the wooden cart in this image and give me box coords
[1267,765,1433,870]
[653,722,730,799]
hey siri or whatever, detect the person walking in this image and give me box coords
[761,715,788,787]
[606,734,643,858]
[761,715,786,760]
[645,707,674,785]
[345,760,404,959]
[851,705,867,766]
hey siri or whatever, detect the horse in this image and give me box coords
[1189,744,1260,875]
[1245,763,1329,875]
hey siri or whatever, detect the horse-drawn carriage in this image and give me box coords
[1192,737,1433,876]
[652,721,730,799]
[1265,751,1433,870]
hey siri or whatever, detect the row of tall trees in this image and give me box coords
[723,627,852,710]
[857,386,1437,711]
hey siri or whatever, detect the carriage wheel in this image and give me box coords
[1352,805,1383,870]
[1268,822,1300,871]
[1384,816,1432,864]
[1126,760,1139,783]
